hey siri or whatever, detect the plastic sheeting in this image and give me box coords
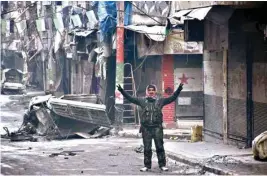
[124,1,132,26]
[97,1,117,42]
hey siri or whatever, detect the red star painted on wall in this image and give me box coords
[179,73,189,84]
[178,73,195,84]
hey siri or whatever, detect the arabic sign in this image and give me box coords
[137,30,203,57]
[164,31,203,54]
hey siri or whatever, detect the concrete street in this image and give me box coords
[0,94,213,175]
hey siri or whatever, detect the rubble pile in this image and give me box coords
[1,94,114,142]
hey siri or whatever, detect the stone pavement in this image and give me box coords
[116,127,267,175]
[115,126,191,140]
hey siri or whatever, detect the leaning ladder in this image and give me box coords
[122,63,140,125]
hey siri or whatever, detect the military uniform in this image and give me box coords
[118,84,183,169]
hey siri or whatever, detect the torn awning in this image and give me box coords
[170,6,212,21]
[124,25,166,41]
[187,7,212,20]
[171,9,192,18]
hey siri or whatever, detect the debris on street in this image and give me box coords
[206,155,242,165]
[134,145,144,153]
[109,153,119,156]
[1,94,113,142]
[49,150,80,158]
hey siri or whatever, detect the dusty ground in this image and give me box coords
[1,137,212,175]
[0,94,214,175]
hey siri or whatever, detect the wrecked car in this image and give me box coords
[1,68,26,94]
[2,94,112,142]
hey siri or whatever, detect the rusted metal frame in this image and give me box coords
[174,1,261,11]
[223,49,228,144]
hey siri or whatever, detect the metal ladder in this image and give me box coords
[122,63,140,125]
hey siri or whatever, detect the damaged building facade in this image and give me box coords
[2,1,267,148]
[1,1,207,127]
[172,1,267,147]
[114,2,205,127]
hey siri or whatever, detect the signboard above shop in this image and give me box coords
[136,29,203,58]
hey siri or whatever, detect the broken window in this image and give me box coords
[56,1,62,6]
[10,19,15,33]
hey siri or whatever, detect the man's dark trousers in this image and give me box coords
[141,126,166,168]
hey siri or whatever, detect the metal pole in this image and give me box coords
[115,1,124,104]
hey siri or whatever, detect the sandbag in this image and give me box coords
[252,131,267,160]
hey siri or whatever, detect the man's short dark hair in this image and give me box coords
[147,84,156,91]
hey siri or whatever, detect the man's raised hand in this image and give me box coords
[117,84,123,91]
[178,83,184,91]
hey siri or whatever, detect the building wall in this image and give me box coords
[203,50,224,141]
[134,56,162,96]
[162,55,175,126]
[173,55,203,119]
[71,60,94,95]
[81,60,94,94]
[227,10,247,144]
[203,9,267,145]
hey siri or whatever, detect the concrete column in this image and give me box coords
[223,49,228,144]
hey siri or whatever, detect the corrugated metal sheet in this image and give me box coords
[132,1,169,18]
[124,25,166,41]
[172,1,260,11]
[252,57,267,138]
[131,14,166,26]
[254,102,267,138]
[204,94,223,135]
